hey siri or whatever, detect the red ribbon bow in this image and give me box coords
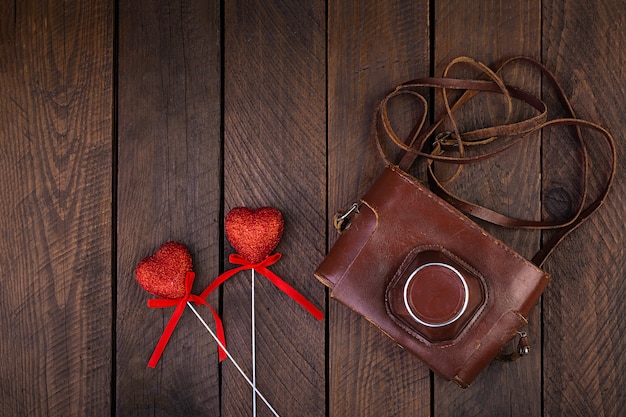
[200,253,324,320]
[147,271,227,368]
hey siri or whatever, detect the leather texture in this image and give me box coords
[315,166,549,387]
[386,247,486,343]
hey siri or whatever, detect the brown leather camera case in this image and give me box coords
[315,56,616,387]
[315,166,550,387]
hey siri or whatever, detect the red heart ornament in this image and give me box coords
[136,241,193,299]
[225,207,284,263]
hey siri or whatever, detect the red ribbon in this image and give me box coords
[200,253,324,321]
[147,271,227,368]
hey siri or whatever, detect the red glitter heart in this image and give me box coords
[225,207,284,263]
[135,241,193,299]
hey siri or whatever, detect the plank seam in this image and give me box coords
[537,5,549,415]
[219,0,226,415]
[111,0,120,415]
[324,1,331,417]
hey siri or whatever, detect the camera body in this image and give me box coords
[315,166,549,387]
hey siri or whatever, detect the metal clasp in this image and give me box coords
[432,131,455,155]
[496,330,531,361]
[333,202,360,233]
[434,131,454,145]
[517,331,530,356]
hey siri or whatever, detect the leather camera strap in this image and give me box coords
[376,56,617,267]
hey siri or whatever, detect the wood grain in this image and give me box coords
[116,0,222,415]
[327,1,431,416]
[0,0,113,415]
[542,1,625,415]
[222,0,326,416]
[1,1,625,415]
[432,0,542,415]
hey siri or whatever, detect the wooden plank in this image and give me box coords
[222,1,326,416]
[432,0,542,415]
[542,1,626,415]
[0,0,113,416]
[327,1,431,416]
[116,0,222,415]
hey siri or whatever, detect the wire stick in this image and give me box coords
[252,268,257,417]
[187,302,280,417]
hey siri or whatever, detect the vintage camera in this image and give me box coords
[316,56,615,387]
[315,166,549,387]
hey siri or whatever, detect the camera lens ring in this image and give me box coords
[403,262,469,328]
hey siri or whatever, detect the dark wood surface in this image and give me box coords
[0,1,623,416]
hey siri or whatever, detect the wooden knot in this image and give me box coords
[544,187,574,220]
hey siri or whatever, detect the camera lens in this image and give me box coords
[403,262,469,328]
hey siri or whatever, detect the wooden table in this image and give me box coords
[1,1,623,416]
